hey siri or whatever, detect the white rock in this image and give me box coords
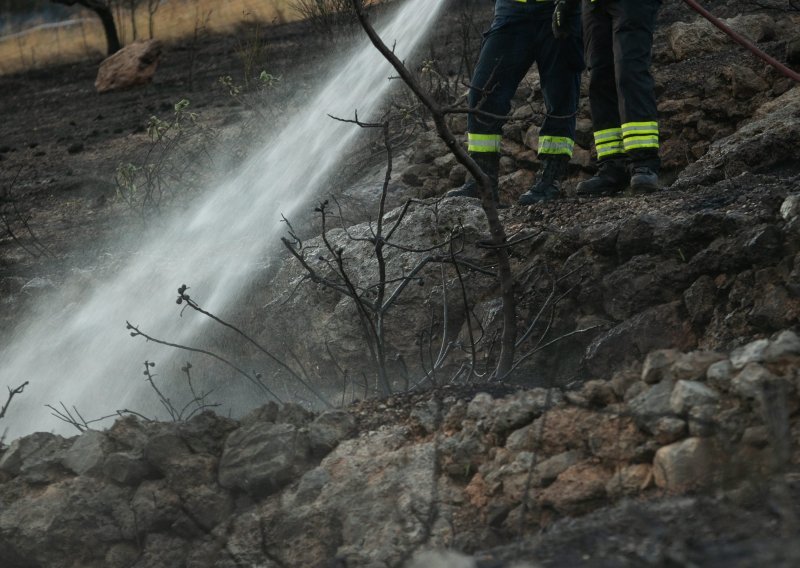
[764,330,800,362]
[730,339,770,369]
[780,194,800,223]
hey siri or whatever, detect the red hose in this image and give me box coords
[682,0,800,83]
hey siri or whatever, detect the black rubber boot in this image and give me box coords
[575,158,629,197]
[629,158,661,194]
[518,156,569,205]
[446,152,501,203]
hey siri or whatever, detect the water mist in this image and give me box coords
[0,0,447,440]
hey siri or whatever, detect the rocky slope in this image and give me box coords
[1,1,800,566]
[1,331,799,567]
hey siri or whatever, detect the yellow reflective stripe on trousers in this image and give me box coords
[622,121,659,151]
[538,135,575,157]
[468,133,502,153]
[596,141,624,159]
[593,127,624,159]
[593,127,622,145]
[622,122,659,137]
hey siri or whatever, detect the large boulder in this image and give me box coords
[95,39,162,93]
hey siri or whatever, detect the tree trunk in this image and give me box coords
[51,0,121,55]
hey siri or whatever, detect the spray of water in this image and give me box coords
[1,0,447,440]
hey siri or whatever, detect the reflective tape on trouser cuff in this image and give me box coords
[468,133,502,153]
[622,121,659,152]
[594,127,624,159]
[596,142,625,159]
[538,136,575,157]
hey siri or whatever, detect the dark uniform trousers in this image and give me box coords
[583,0,661,166]
[467,0,584,160]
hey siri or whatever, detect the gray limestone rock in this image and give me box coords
[629,380,677,435]
[218,422,312,496]
[309,409,356,455]
[62,430,110,477]
[670,381,720,415]
[731,363,778,400]
[764,330,800,362]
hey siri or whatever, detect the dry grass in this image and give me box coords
[0,0,298,75]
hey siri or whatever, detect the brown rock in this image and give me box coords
[605,464,654,498]
[538,463,612,514]
[653,437,720,491]
[95,40,162,93]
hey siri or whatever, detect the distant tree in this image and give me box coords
[50,0,121,55]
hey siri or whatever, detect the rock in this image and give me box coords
[674,87,800,188]
[628,380,675,435]
[95,39,162,93]
[688,404,717,438]
[401,164,429,187]
[103,451,152,486]
[62,430,110,477]
[605,464,653,498]
[466,392,494,422]
[130,479,182,534]
[670,380,719,415]
[781,194,800,223]
[744,226,783,265]
[683,275,717,325]
[706,359,734,390]
[653,417,688,445]
[309,410,356,455]
[143,431,191,476]
[406,550,477,568]
[742,425,770,448]
[764,330,800,362]
[579,380,617,407]
[293,466,331,505]
[667,351,727,383]
[731,362,778,400]
[240,401,280,426]
[666,14,774,61]
[448,164,467,186]
[0,477,131,566]
[584,302,697,379]
[490,389,562,434]
[538,463,612,514]
[0,432,71,482]
[653,437,719,491]
[725,64,769,100]
[534,450,583,486]
[182,485,233,531]
[642,349,681,384]
[730,339,770,369]
[748,280,799,330]
[218,422,313,496]
[521,407,644,461]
